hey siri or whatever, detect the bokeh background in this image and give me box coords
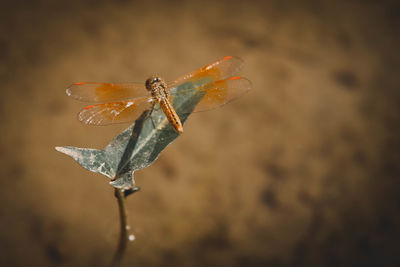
[1,0,399,266]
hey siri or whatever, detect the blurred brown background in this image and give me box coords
[0,0,399,266]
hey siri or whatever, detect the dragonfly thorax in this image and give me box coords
[145,76,169,101]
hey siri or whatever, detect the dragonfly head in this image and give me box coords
[145,76,166,91]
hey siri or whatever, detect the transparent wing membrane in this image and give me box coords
[170,76,252,113]
[78,98,152,125]
[67,56,251,127]
[167,56,244,90]
[67,82,148,103]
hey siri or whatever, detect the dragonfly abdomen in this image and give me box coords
[160,99,183,134]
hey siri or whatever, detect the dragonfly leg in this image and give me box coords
[148,101,157,129]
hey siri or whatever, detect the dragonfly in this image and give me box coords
[66,56,252,134]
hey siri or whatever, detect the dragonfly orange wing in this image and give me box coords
[167,56,244,89]
[68,56,249,126]
[78,98,152,125]
[170,76,252,113]
[67,82,148,103]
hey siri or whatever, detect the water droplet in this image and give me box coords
[128,234,135,241]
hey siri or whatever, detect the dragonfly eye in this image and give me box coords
[145,76,164,90]
[145,77,156,90]
[145,78,151,89]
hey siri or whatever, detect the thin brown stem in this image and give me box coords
[110,188,128,267]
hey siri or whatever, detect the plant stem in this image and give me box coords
[110,188,128,267]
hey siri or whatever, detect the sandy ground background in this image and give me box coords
[0,0,399,266]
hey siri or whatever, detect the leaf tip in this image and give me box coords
[55,146,65,153]
[55,146,83,160]
[55,146,70,155]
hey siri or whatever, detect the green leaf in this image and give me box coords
[56,77,212,190]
